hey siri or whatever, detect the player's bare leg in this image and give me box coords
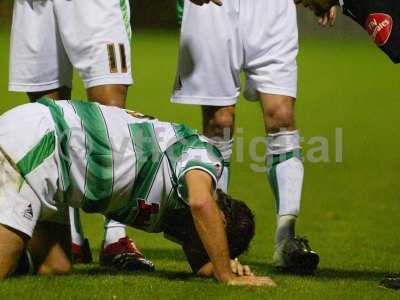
[0,225,27,279]
[87,84,128,108]
[27,86,72,102]
[202,105,235,192]
[28,222,72,276]
[260,93,319,274]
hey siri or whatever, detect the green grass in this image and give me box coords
[0,28,400,299]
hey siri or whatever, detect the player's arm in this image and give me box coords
[185,170,276,286]
[185,169,233,283]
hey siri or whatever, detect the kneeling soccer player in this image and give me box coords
[0,99,274,286]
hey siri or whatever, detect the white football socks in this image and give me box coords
[104,219,127,248]
[69,207,85,246]
[276,215,296,245]
[266,130,304,246]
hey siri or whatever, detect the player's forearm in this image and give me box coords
[189,195,233,283]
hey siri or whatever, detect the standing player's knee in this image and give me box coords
[264,103,295,132]
[203,106,235,138]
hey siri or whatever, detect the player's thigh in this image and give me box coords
[0,225,28,279]
[0,150,42,278]
[54,0,133,91]
[171,1,241,107]
[243,0,298,102]
[86,84,128,108]
[28,221,71,276]
[9,0,72,93]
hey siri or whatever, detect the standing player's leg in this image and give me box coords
[52,0,152,271]
[259,94,318,273]
[171,0,241,193]
[243,0,318,273]
[86,85,128,108]
[202,106,235,192]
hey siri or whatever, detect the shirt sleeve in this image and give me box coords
[167,135,224,203]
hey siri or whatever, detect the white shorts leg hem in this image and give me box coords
[0,219,33,238]
[84,75,133,89]
[8,80,69,93]
[245,86,297,101]
[171,95,238,106]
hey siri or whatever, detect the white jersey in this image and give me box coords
[0,100,222,237]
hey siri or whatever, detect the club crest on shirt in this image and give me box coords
[366,13,393,46]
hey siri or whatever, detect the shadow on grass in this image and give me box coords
[141,247,187,261]
[73,266,198,281]
[243,260,389,281]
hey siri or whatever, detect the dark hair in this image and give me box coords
[216,189,255,258]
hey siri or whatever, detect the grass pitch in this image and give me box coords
[0,27,400,299]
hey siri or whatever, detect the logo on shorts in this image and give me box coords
[23,204,33,221]
[366,13,393,46]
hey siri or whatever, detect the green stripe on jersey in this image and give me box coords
[176,0,184,25]
[107,123,163,223]
[129,123,163,201]
[172,123,197,140]
[17,131,55,177]
[120,0,132,41]
[71,102,114,213]
[37,98,71,190]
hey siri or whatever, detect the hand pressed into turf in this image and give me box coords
[227,275,277,287]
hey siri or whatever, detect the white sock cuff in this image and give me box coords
[104,219,127,229]
[267,130,301,156]
[201,135,233,162]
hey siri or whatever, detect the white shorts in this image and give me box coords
[171,0,298,106]
[0,104,68,238]
[9,0,133,92]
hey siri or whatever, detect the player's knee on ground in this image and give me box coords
[29,222,72,276]
[202,106,235,138]
[37,258,71,276]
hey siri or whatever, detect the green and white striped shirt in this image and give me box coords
[3,100,223,233]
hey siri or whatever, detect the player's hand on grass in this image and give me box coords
[227,275,277,287]
[230,258,253,277]
[189,0,222,6]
